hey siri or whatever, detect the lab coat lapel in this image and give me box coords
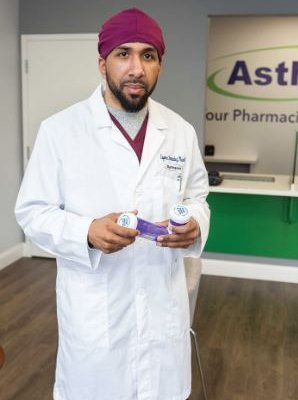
[136,99,168,184]
[90,88,168,173]
[89,84,132,152]
[110,125,133,151]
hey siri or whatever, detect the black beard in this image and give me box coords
[106,75,158,112]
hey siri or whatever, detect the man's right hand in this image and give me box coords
[87,212,139,254]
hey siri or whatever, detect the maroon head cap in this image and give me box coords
[98,8,165,61]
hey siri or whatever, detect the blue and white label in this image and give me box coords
[117,213,138,229]
[169,204,190,225]
[173,205,189,217]
[118,214,131,227]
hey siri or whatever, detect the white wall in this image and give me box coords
[0,0,23,254]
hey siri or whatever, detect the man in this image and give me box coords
[15,8,210,400]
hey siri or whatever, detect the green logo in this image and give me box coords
[207,45,298,101]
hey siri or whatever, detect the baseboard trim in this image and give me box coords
[201,257,298,284]
[0,243,25,271]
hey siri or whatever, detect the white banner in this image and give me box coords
[205,16,298,175]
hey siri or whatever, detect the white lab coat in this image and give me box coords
[15,85,210,400]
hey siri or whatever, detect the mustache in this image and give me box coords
[122,79,146,87]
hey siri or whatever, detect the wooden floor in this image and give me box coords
[1,258,298,400]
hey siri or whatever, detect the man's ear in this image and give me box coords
[98,57,106,77]
[158,62,163,77]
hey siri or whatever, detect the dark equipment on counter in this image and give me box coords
[208,170,223,186]
[205,145,215,156]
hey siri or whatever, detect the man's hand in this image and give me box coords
[156,217,200,249]
[87,212,139,254]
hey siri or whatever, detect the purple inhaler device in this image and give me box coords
[117,204,190,241]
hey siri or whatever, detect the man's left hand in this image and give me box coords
[156,218,200,249]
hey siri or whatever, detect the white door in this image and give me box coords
[21,34,103,257]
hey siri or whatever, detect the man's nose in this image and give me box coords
[129,56,145,77]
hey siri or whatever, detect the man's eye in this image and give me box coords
[118,51,128,57]
[144,53,158,61]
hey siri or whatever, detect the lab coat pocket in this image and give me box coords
[159,155,185,194]
[160,170,184,208]
[56,268,109,349]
